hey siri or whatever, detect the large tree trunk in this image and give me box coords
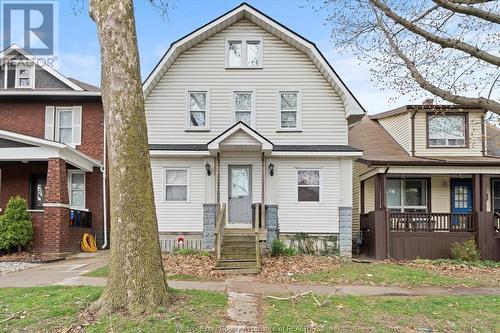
[89,0,169,314]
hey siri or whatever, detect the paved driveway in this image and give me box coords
[0,251,109,288]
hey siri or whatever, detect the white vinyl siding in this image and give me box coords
[414,111,484,156]
[145,19,348,145]
[363,176,375,213]
[266,157,342,233]
[431,176,451,213]
[377,112,412,153]
[152,157,207,232]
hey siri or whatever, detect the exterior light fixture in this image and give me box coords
[268,162,275,176]
[205,162,211,176]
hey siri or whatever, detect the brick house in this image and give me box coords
[0,45,108,255]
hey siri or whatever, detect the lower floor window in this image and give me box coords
[30,175,47,210]
[165,169,189,201]
[493,179,500,213]
[297,169,320,202]
[387,179,427,212]
[68,171,86,208]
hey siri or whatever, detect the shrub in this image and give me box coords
[0,196,33,252]
[290,232,315,254]
[450,239,480,262]
[271,239,297,257]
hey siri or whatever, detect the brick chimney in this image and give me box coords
[422,98,434,105]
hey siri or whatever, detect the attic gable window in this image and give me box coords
[428,113,467,147]
[15,64,35,89]
[226,38,262,68]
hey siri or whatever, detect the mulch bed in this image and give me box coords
[0,251,36,262]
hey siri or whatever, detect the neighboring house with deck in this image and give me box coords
[143,3,365,271]
[0,45,108,255]
[349,103,500,261]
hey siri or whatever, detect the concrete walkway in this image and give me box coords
[0,251,109,288]
[2,253,500,297]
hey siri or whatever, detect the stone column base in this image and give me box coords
[339,207,353,258]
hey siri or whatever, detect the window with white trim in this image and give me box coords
[387,179,427,212]
[165,169,189,202]
[187,91,208,129]
[279,91,300,130]
[428,114,466,147]
[57,107,73,144]
[233,91,253,126]
[15,64,34,89]
[226,39,262,68]
[297,169,321,202]
[68,171,85,208]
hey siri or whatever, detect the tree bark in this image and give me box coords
[432,0,500,24]
[89,0,169,314]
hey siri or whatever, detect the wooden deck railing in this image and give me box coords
[214,203,226,266]
[389,212,475,232]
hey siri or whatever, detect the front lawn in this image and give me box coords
[84,265,203,281]
[265,295,500,332]
[0,286,227,332]
[292,261,500,287]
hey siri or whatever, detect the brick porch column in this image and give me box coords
[41,158,69,254]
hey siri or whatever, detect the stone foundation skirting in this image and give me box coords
[159,232,203,252]
[279,233,340,255]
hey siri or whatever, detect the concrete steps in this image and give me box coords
[216,229,260,274]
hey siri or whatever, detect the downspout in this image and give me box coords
[101,124,108,249]
[410,110,417,156]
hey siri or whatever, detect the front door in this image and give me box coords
[451,179,473,224]
[228,165,252,225]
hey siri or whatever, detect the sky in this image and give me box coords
[37,0,427,113]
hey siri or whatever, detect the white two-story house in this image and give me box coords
[143,3,365,270]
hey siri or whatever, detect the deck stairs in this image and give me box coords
[215,228,260,274]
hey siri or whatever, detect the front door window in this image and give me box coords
[228,166,252,224]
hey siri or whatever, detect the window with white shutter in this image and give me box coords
[45,106,82,146]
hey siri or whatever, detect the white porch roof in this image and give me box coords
[207,121,273,155]
[0,130,102,172]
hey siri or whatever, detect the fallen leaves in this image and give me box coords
[257,255,342,282]
[162,253,225,280]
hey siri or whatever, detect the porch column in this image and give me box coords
[41,158,69,255]
[472,174,482,213]
[374,173,387,210]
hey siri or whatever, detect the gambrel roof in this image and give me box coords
[143,2,365,119]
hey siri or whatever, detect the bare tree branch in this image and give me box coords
[433,0,500,23]
[451,0,495,4]
[373,5,500,113]
[370,0,500,66]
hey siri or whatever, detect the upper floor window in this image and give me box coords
[15,64,34,89]
[187,91,209,130]
[278,91,301,130]
[45,106,82,146]
[233,91,254,127]
[428,113,467,147]
[68,171,86,208]
[226,38,262,68]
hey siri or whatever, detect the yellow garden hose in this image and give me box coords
[81,233,97,253]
